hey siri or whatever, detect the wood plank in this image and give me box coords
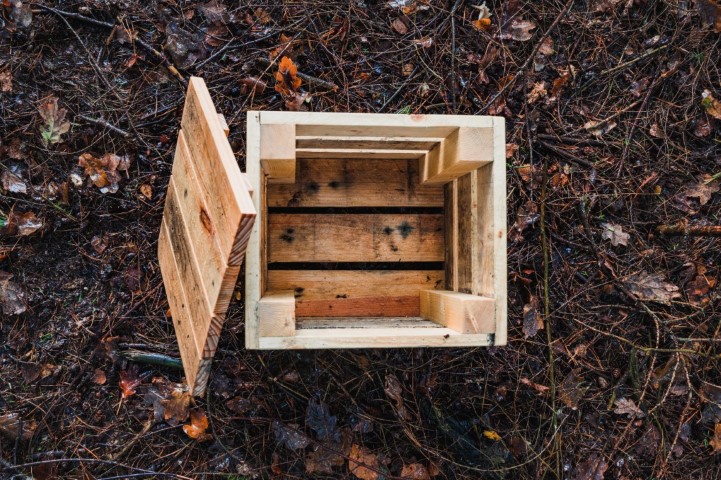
[267,214,443,262]
[245,111,264,349]
[267,159,443,207]
[267,270,443,317]
[259,328,495,349]
[180,77,255,264]
[170,131,238,314]
[296,136,441,150]
[297,317,440,329]
[258,291,296,337]
[217,114,229,137]
[158,218,203,390]
[296,148,427,159]
[260,123,296,183]
[456,172,477,294]
[260,111,495,130]
[444,181,458,291]
[420,290,495,334]
[421,128,493,184]
[488,117,508,345]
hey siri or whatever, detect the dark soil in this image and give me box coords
[1,0,721,479]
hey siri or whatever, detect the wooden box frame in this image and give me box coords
[245,112,506,349]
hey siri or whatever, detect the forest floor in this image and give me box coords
[1,0,721,479]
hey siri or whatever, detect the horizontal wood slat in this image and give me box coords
[267,159,443,207]
[296,136,441,150]
[267,270,444,317]
[268,214,443,262]
[296,148,427,159]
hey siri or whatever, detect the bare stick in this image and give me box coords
[656,224,721,236]
[77,114,131,138]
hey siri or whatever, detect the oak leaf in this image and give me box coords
[601,223,630,247]
[400,463,431,479]
[613,397,645,419]
[183,408,211,440]
[274,56,302,96]
[38,96,70,146]
[622,271,681,304]
[349,444,380,480]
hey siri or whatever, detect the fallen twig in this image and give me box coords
[77,114,131,138]
[656,223,721,236]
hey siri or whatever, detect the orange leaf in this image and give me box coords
[119,366,141,398]
[472,18,491,31]
[274,56,302,96]
[183,408,211,440]
[711,423,721,453]
[348,444,379,480]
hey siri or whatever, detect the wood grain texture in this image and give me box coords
[456,172,477,294]
[260,111,495,130]
[421,128,493,184]
[267,270,444,317]
[260,123,296,183]
[267,158,443,207]
[296,148,427,159]
[420,290,495,334]
[258,291,296,337]
[161,77,255,395]
[268,214,443,262]
[245,111,264,349]
[296,136,441,150]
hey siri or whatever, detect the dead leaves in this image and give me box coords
[522,296,543,338]
[710,424,721,453]
[471,3,492,32]
[622,271,681,304]
[274,420,311,450]
[2,210,43,236]
[1,169,27,194]
[78,153,131,194]
[349,444,380,480]
[0,67,11,92]
[584,119,617,137]
[275,56,302,96]
[675,175,720,213]
[119,366,142,399]
[38,96,71,146]
[571,453,608,480]
[0,270,26,315]
[601,223,630,247]
[558,369,587,410]
[183,408,211,441]
[613,398,646,419]
[701,89,721,119]
[0,412,36,441]
[501,18,537,42]
[384,374,411,420]
[698,0,721,32]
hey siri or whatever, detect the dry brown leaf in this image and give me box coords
[183,408,211,440]
[686,274,714,307]
[538,36,554,55]
[140,183,153,199]
[391,17,409,35]
[119,366,141,398]
[349,444,379,480]
[400,463,431,479]
[0,413,36,441]
[384,374,411,420]
[572,453,608,480]
[274,421,311,450]
[413,36,433,48]
[710,423,721,453]
[558,369,586,410]
[584,119,617,137]
[506,143,519,159]
[162,389,191,423]
[93,368,107,385]
[527,81,547,104]
[274,56,302,96]
[0,68,11,93]
[21,363,57,383]
[254,7,271,24]
[1,170,27,194]
[38,96,71,146]
[501,18,536,41]
[0,271,26,315]
[601,223,630,247]
[78,153,130,194]
[694,118,712,137]
[91,235,108,254]
[9,211,43,236]
[613,397,646,419]
[701,89,721,119]
[522,297,543,338]
[622,271,681,304]
[521,377,550,394]
[699,0,721,32]
[240,76,267,94]
[402,63,414,76]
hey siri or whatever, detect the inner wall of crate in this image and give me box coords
[265,157,446,320]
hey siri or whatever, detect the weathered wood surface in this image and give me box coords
[267,270,444,317]
[296,136,441,150]
[419,290,495,334]
[160,77,255,395]
[260,123,296,183]
[268,214,443,263]
[267,158,443,207]
[258,290,296,337]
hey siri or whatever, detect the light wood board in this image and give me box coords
[159,77,255,395]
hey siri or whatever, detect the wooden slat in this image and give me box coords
[421,128,493,184]
[260,124,296,183]
[267,270,443,317]
[297,317,440,329]
[267,159,443,207]
[245,111,264,349]
[296,136,441,150]
[260,111,495,131]
[259,327,495,349]
[296,148,427,159]
[258,290,296,337]
[444,181,458,291]
[217,114,229,137]
[456,172,477,294]
[180,77,255,264]
[268,214,443,262]
[487,117,508,344]
[170,131,238,314]
[420,290,495,334]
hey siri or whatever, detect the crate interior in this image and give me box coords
[264,157,445,323]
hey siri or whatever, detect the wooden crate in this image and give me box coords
[245,112,507,349]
